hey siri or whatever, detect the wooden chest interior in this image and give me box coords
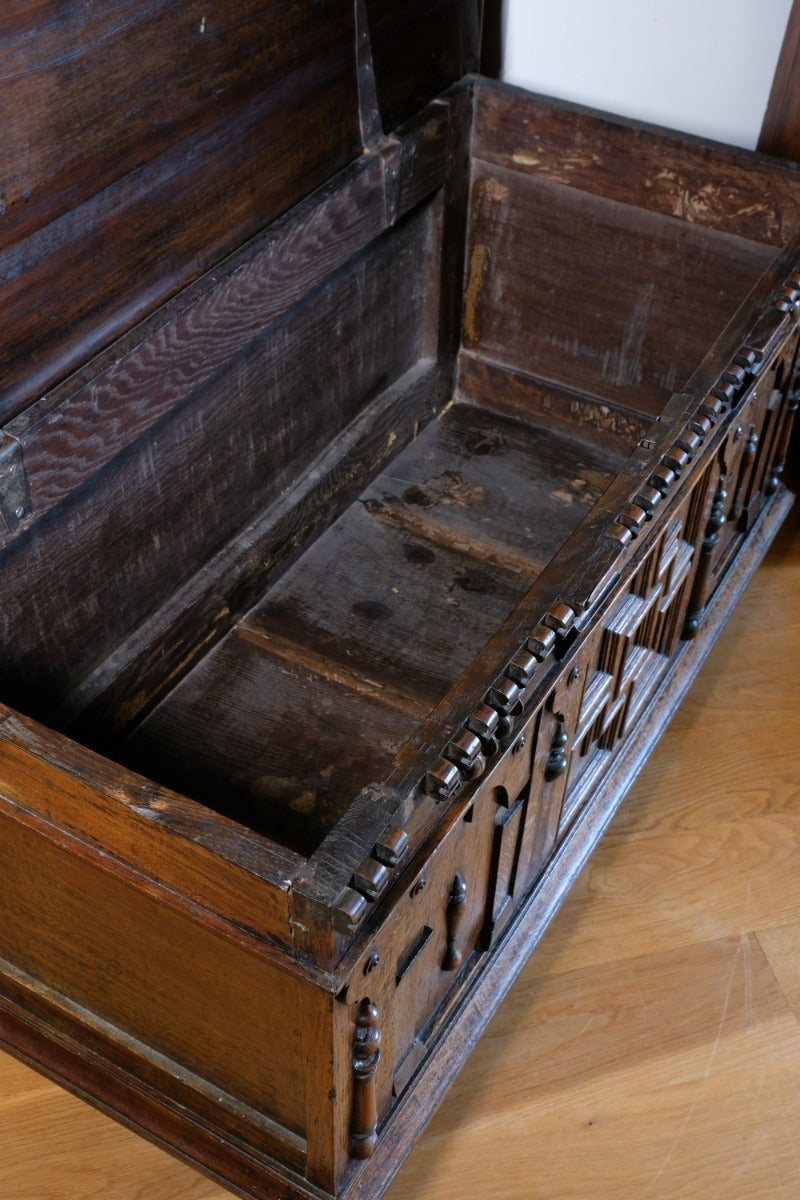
[0,5,798,1199]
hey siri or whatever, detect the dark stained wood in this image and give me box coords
[362,402,626,565]
[243,499,530,715]
[0,200,435,723]
[0,1,362,423]
[458,354,652,455]
[147,400,618,845]
[463,161,775,417]
[371,359,799,885]
[423,83,476,403]
[63,360,440,750]
[355,0,384,147]
[0,989,312,1199]
[3,491,799,1200]
[120,633,422,856]
[117,380,622,846]
[365,0,480,131]
[0,23,797,1200]
[474,78,800,246]
[347,485,795,1200]
[1,2,356,249]
[758,0,800,159]
[5,154,389,530]
[479,0,503,77]
[442,873,468,969]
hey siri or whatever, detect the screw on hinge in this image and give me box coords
[363,950,381,976]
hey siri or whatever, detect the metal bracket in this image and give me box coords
[0,434,31,533]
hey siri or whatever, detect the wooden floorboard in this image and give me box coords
[757,923,800,1024]
[1,490,798,1197]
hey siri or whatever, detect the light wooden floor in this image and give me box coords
[1,490,798,1200]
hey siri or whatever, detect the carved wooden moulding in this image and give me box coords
[0,4,798,1199]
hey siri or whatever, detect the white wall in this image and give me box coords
[502,0,792,150]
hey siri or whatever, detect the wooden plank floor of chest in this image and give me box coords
[0,4,798,1199]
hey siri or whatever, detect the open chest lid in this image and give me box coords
[1,0,482,425]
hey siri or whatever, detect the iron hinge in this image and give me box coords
[0,434,31,532]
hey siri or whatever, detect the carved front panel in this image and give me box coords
[341,315,800,1165]
[343,787,494,1124]
[559,493,698,831]
[342,701,574,1133]
[481,674,583,949]
[686,332,800,635]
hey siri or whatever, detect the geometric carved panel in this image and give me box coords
[562,498,697,830]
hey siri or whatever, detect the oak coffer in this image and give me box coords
[0,4,798,1198]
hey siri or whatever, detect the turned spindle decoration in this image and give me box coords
[766,388,799,495]
[442,872,468,971]
[350,999,381,1160]
[730,424,758,525]
[684,467,727,639]
[545,718,569,781]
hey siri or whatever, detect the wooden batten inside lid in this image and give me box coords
[364,0,482,130]
[0,1,481,425]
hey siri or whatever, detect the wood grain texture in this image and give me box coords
[0,1,361,421]
[120,632,421,855]
[463,161,775,416]
[474,78,800,246]
[361,401,626,567]
[365,0,480,131]
[0,805,312,1136]
[0,1086,222,1200]
[1,41,799,1199]
[385,478,800,1199]
[0,705,301,936]
[457,352,651,455]
[1,2,354,247]
[1,476,795,1199]
[756,924,800,1022]
[758,0,800,160]
[0,200,432,720]
[63,360,440,748]
[242,500,531,711]
[6,154,390,524]
[116,397,624,855]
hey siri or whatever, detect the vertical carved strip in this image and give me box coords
[767,389,799,495]
[685,461,714,546]
[730,425,758,525]
[350,1000,381,1160]
[442,873,468,971]
[684,468,727,639]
